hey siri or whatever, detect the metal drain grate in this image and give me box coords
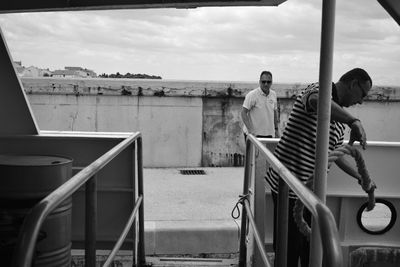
[179,169,206,175]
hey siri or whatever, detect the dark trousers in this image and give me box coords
[271,192,312,267]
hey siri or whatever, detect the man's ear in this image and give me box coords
[350,79,358,92]
[306,92,318,112]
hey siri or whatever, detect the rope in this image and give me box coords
[293,144,376,239]
[231,194,251,237]
[231,194,250,219]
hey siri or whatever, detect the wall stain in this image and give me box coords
[121,86,132,95]
[227,87,233,97]
[138,87,143,96]
[154,90,165,97]
[73,85,80,96]
[202,97,244,167]
[204,151,245,167]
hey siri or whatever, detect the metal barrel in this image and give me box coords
[0,154,73,267]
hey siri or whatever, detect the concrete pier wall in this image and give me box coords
[22,77,400,167]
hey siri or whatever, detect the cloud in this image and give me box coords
[0,0,398,85]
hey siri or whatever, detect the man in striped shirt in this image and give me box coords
[265,68,372,266]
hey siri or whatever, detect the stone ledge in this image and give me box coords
[145,220,239,255]
[21,77,400,101]
[71,251,275,267]
[71,253,239,267]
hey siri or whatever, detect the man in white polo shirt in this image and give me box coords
[241,71,279,139]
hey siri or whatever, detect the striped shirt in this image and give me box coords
[265,83,346,198]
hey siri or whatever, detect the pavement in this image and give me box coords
[71,167,247,266]
[142,167,245,256]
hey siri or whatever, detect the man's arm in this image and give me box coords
[335,156,360,181]
[241,107,254,135]
[308,93,356,123]
[308,94,367,149]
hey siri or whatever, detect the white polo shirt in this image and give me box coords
[242,87,277,136]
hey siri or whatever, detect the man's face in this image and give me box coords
[342,79,372,107]
[259,74,272,95]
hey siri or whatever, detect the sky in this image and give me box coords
[0,0,399,86]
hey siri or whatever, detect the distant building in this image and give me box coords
[51,69,81,78]
[63,66,97,78]
[13,62,97,78]
[24,66,41,77]
[13,61,52,77]
[13,61,25,75]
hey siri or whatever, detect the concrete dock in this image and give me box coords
[71,167,247,266]
[143,167,245,256]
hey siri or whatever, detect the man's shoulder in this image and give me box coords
[252,87,261,93]
[245,87,261,97]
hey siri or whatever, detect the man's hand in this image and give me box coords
[349,120,367,149]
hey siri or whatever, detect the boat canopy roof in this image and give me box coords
[0,0,286,13]
[0,0,398,26]
[378,0,400,25]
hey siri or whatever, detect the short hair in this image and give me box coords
[339,68,372,86]
[260,71,272,80]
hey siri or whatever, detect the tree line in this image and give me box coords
[99,72,162,79]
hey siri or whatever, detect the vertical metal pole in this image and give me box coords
[311,0,336,266]
[137,136,146,266]
[275,179,288,267]
[132,141,137,265]
[253,143,266,267]
[85,175,97,267]
[239,138,252,267]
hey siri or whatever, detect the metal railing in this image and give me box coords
[238,134,343,267]
[11,132,146,267]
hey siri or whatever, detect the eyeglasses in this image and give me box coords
[261,80,272,84]
[357,80,367,98]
